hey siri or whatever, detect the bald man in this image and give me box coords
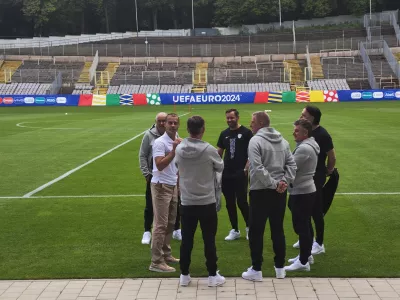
[242,111,296,281]
[139,112,168,244]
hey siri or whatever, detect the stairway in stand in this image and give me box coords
[311,57,324,79]
[191,63,208,93]
[284,60,304,88]
[0,61,22,83]
[94,62,120,95]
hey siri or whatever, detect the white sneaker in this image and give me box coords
[208,271,225,287]
[246,227,249,240]
[173,229,182,241]
[225,229,240,241]
[288,255,314,265]
[311,242,325,255]
[293,238,315,249]
[242,266,263,282]
[285,260,310,272]
[179,274,191,286]
[275,267,286,279]
[141,231,151,244]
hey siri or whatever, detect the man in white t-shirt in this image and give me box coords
[149,113,182,273]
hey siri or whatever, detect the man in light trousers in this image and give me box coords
[149,113,182,273]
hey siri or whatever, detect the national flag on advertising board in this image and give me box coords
[120,94,133,105]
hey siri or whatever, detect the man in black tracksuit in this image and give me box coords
[217,109,253,241]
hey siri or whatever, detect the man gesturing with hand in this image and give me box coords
[242,111,296,281]
[149,113,182,273]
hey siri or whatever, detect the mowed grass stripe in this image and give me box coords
[34,111,191,197]
[0,195,398,279]
[0,107,161,196]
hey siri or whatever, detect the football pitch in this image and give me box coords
[0,102,399,280]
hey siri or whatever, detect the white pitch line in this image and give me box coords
[1,191,399,200]
[23,112,191,198]
[0,194,145,199]
[17,122,82,130]
[336,192,400,195]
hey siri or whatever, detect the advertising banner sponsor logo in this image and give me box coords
[24,97,35,104]
[14,97,25,105]
[46,97,56,104]
[35,97,46,104]
[361,92,373,100]
[3,97,13,104]
[384,91,395,99]
[56,97,67,104]
[372,92,383,99]
[351,92,362,100]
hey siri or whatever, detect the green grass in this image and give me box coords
[0,102,399,279]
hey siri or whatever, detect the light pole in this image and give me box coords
[369,0,372,20]
[278,0,282,27]
[192,0,195,31]
[135,0,139,37]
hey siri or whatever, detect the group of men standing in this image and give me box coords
[139,106,336,285]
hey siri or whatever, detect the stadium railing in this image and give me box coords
[50,72,62,94]
[391,11,400,46]
[359,42,378,89]
[382,40,400,80]
[89,51,99,85]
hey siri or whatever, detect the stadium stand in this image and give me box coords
[0,83,52,94]
[11,60,84,84]
[307,79,350,90]
[207,83,291,93]
[72,83,94,95]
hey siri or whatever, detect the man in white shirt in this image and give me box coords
[150,113,182,273]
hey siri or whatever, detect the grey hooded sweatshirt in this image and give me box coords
[288,137,320,195]
[248,127,297,191]
[175,138,224,206]
[139,125,163,177]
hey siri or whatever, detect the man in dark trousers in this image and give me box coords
[175,115,226,287]
[292,105,336,255]
[217,109,253,241]
[285,119,320,272]
[242,111,296,281]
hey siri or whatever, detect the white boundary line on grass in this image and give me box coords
[22,112,191,198]
[1,192,399,200]
[17,122,83,130]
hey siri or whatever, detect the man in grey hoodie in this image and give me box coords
[175,115,226,288]
[242,111,296,281]
[139,112,182,244]
[285,119,320,272]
